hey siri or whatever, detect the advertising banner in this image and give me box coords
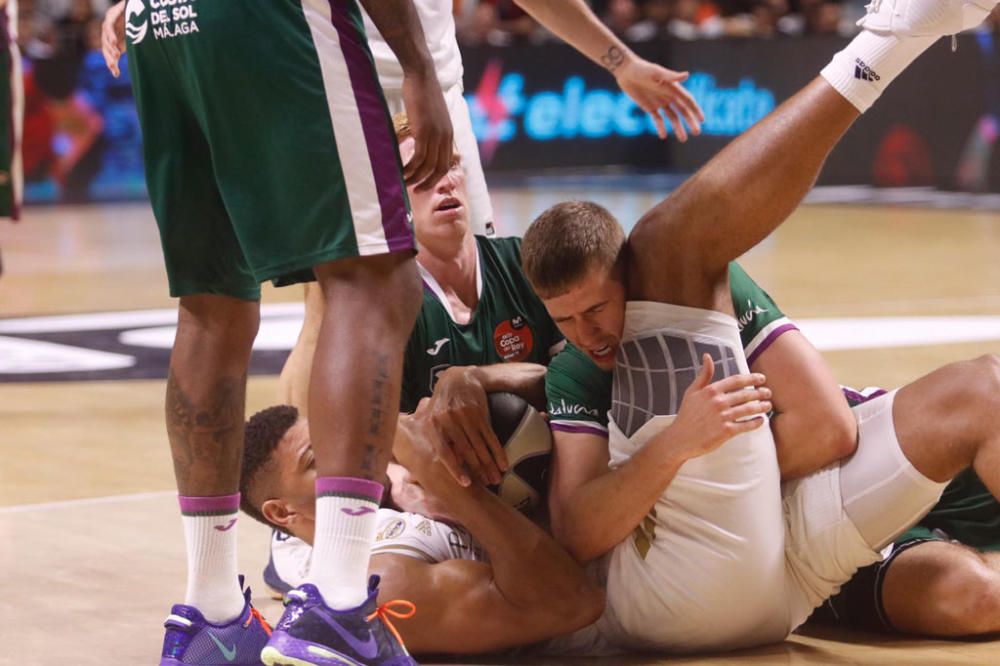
[18,33,999,203]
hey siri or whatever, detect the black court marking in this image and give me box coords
[0,307,301,383]
[612,331,740,438]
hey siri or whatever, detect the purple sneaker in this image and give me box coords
[160,584,272,666]
[261,576,418,666]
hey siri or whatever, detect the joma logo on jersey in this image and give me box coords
[493,316,534,362]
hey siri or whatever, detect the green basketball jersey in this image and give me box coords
[401,236,564,412]
[547,262,792,436]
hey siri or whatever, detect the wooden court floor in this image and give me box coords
[2,193,1000,665]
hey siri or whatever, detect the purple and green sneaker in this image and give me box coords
[261,576,418,666]
[160,583,273,666]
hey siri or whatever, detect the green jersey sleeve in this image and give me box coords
[545,343,612,436]
[729,262,798,366]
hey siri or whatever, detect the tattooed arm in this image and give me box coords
[514,0,703,140]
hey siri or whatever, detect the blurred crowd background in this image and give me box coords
[13,0,1000,202]
[456,0,870,45]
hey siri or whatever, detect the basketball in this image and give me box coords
[487,392,552,515]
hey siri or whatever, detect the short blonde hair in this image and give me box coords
[521,201,626,297]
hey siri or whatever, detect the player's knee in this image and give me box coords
[177,295,260,350]
[949,355,1000,433]
[936,568,1000,635]
[316,254,421,327]
[971,354,1000,404]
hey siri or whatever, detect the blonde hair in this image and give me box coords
[392,112,413,144]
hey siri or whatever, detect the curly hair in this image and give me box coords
[240,405,299,532]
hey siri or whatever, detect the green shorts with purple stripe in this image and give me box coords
[126,0,413,300]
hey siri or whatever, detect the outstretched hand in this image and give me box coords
[667,354,771,461]
[102,1,126,78]
[614,56,704,142]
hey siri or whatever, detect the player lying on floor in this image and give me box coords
[253,272,1000,646]
[240,401,613,654]
[240,372,773,654]
[242,351,1000,656]
[542,272,1000,640]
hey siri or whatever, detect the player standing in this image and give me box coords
[103,1,453,665]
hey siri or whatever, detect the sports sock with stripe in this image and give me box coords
[309,477,383,609]
[179,493,245,623]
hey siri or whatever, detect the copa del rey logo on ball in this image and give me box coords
[493,315,533,362]
[126,0,200,45]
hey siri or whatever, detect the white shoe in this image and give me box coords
[858,0,998,36]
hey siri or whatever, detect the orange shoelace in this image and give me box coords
[366,600,416,647]
[246,607,273,636]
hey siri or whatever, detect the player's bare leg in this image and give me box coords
[882,541,1000,635]
[168,295,260,622]
[306,252,422,609]
[891,355,1000,495]
[276,283,324,415]
[631,0,999,312]
[628,80,859,311]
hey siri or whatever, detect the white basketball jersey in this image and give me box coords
[361,0,463,92]
[371,508,486,563]
[268,509,484,591]
[598,302,790,652]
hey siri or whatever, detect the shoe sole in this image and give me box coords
[260,645,363,666]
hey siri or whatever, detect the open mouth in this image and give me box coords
[435,198,462,212]
[591,345,613,357]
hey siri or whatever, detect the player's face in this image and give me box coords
[398,137,469,238]
[266,419,319,543]
[265,421,421,544]
[542,265,627,370]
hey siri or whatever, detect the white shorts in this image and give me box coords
[783,390,948,629]
[384,82,494,236]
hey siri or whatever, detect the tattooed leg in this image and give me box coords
[309,253,421,481]
[304,252,421,607]
[169,295,260,495]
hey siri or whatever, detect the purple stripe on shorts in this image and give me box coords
[841,387,887,405]
[178,493,240,516]
[550,422,609,436]
[746,323,798,367]
[316,476,384,502]
[326,2,412,253]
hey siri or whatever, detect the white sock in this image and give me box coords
[821,29,938,113]
[179,494,245,623]
[310,477,384,609]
